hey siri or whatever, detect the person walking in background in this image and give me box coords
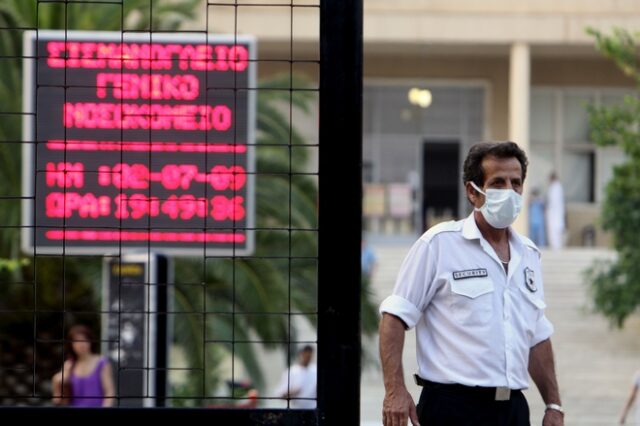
[620,370,640,425]
[379,141,563,425]
[546,172,565,250]
[361,237,378,284]
[529,187,546,247]
[274,345,317,409]
[52,324,115,407]
[361,237,381,332]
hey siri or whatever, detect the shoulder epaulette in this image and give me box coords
[518,234,541,255]
[419,220,462,244]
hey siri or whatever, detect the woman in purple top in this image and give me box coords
[52,325,115,407]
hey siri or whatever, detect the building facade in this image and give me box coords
[203,0,640,246]
[361,0,640,246]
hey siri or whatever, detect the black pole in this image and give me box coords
[154,255,170,407]
[317,0,363,425]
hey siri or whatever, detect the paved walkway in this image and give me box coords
[361,241,640,425]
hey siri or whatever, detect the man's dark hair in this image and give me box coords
[299,345,314,354]
[462,141,528,187]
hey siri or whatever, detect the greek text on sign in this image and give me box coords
[22,31,256,256]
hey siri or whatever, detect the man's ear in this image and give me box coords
[465,182,481,206]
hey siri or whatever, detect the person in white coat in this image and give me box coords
[545,172,565,250]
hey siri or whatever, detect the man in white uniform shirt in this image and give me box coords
[379,142,563,426]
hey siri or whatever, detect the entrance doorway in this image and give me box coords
[421,140,460,232]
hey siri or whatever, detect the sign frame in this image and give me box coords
[21,30,256,256]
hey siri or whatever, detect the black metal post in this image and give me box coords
[317,0,363,425]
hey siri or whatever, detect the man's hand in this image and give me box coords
[382,386,420,426]
[542,408,564,426]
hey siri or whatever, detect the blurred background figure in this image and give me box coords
[529,187,546,247]
[208,380,258,409]
[546,172,565,250]
[620,370,640,425]
[360,237,381,352]
[361,237,378,285]
[52,324,115,407]
[274,345,317,409]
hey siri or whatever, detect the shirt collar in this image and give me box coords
[461,212,523,247]
[461,212,482,240]
[461,212,525,275]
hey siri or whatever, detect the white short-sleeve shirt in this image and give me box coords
[274,363,317,409]
[380,213,554,390]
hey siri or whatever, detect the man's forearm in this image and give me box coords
[528,338,561,405]
[379,313,408,391]
[380,313,420,426]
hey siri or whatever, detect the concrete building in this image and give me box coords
[202,0,640,246]
[361,0,639,247]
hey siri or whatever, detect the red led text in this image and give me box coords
[46,162,84,188]
[96,73,200,100]
[46,192,111,218]
[44,192,245,221]
[63,102,232,131]
[47,41,249,72]
[96,163,246,191]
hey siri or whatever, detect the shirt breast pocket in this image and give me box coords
[521,288,546,310]
[518,285,546,335]
[449,277,495,327]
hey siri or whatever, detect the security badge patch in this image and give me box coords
[452,269,488,280]
[524,267,537,292]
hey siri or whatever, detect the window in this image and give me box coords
[529,88,631,203]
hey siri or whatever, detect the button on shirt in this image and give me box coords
[379,213,554,390]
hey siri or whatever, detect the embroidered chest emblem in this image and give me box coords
[524,267,537,292]
[452,268,488,280]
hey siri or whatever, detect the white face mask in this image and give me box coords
[470,181,523,229]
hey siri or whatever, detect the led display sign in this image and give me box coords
[22,31,255,255]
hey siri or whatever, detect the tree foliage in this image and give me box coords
[586,27,640,327]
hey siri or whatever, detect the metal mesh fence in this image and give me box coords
[0,0,348,416]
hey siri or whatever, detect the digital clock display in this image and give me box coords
[22,31,255,255]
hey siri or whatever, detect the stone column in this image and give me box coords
[509,42,530,235]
